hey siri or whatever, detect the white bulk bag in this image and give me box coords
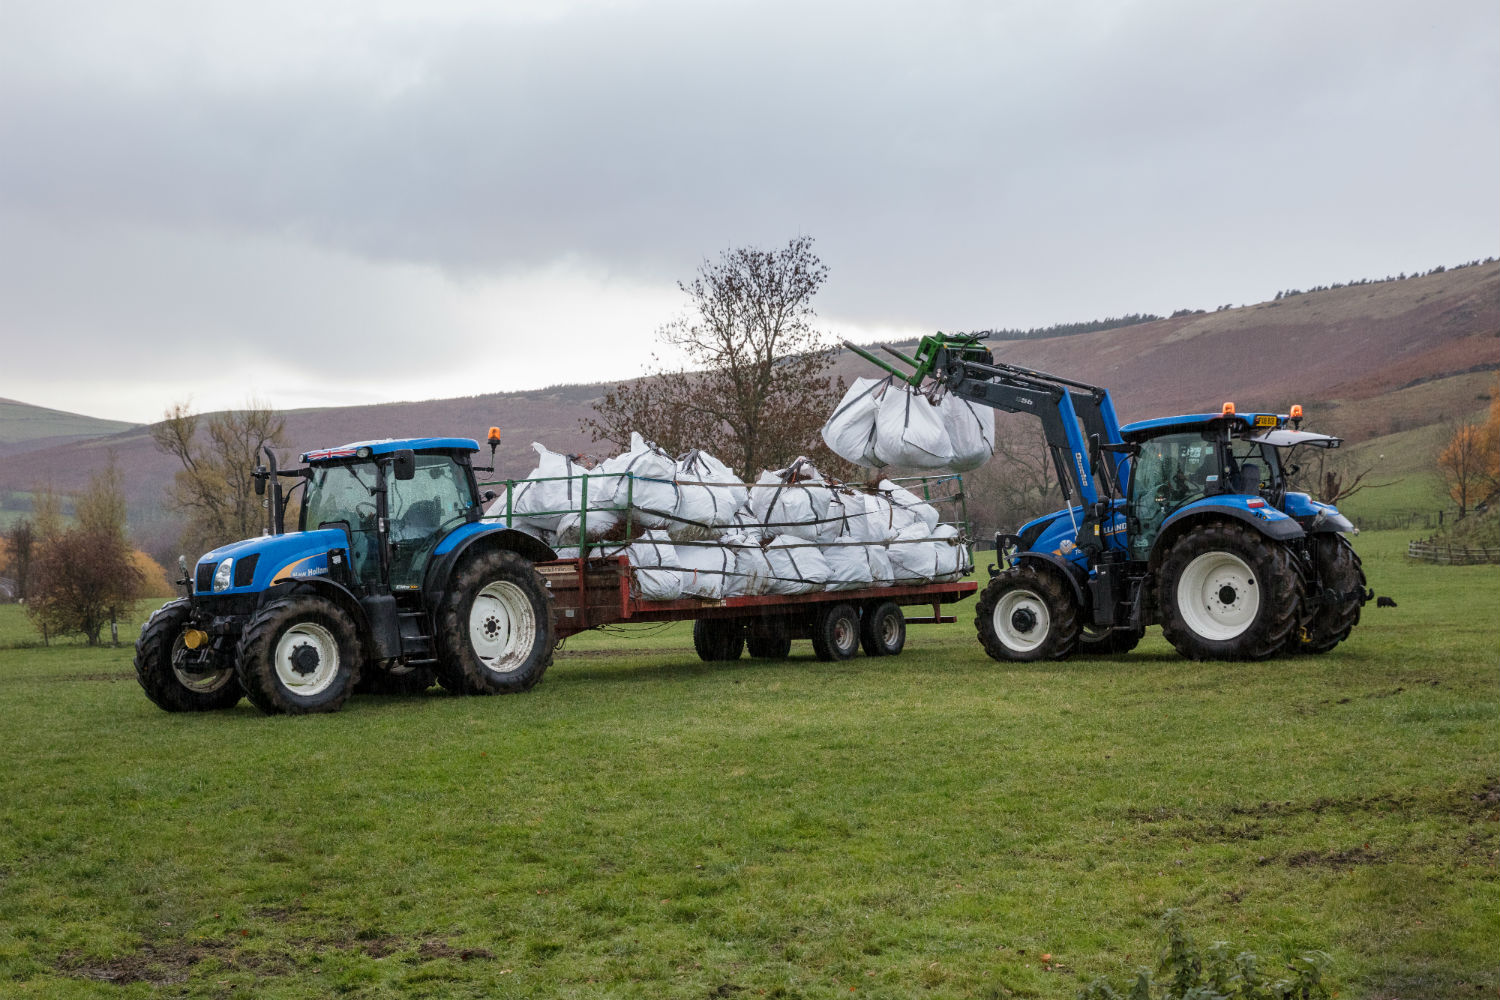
[821,539,876,591]
[673,449,748,536]
[879,479,940,533]
[590,432,679,528]
[725,537,775,597]
[820,376,890,468]
[596,530,683,601]
[942,393,996,472]
[873,385,953,470]
[888,523,940,583]
[932,524,969,581]
[868,542,894,586]
[678,543,733,599]
[764,536,831,596]
[749,465,833,542]
[555,509,621,544]
[490,442,589,533]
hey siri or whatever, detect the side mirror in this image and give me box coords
[391,450,416,481]
[253,466,267,496]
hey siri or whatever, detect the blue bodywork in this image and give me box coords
[302,438,479,462]
[197,530,349,595]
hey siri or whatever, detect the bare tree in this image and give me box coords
[583,236,846,478]
[2,520,35,602]
[151,400,285,556]
[26,458,142,645]
[962,415,1066,537]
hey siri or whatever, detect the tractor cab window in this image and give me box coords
[387,454,474,590]
[1129,432,1218,558]
[301,461,381,585]
[1224,437,1278,496]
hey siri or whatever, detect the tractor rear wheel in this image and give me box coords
[134,600,243,712]
[975,566,1080,662]
[1158,522,1300,660]
[860,601,906,657]
[235,596,362,714]
[435,549,555,695]
[1287,534,1365,655]
[811,603,861,661]
[693,619,744,662]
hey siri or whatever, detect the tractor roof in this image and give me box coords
[1120,412,1280,441]
[302,438,479,463]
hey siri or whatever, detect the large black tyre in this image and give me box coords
[693,620,744,662]
[1158,522,1301,661]
[435,549,555,695]
[810,603,860,662]
[746,625,792,660]
[355,663,436,695]
[1288,534,1365,655]
[860,601,906,657]
[134,599,243,712]
[235,596,363,715]
[1077,624,1144,656]
[975,566,1080,662]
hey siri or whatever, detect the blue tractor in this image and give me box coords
[846,335,1368,661]
[134,435,557,714]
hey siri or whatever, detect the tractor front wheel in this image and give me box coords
[435,550,555,695]
[134,600,243,712]
[1077,624,1144,656]
[975,566,1080,662]
[1158,522,1300,660]
[235,596,362,714]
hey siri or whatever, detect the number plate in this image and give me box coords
[1254,414,1278,428]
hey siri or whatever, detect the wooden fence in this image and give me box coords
[1406,539,1500,565]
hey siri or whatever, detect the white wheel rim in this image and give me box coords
[469,581,536,675]
[1177,551,1259,641]
[994,588,1050,653]
[879,614,901,647]
[273,622,341,696]
[171,638,235,694]
[834,614,857,652]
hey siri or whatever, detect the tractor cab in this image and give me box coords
[287,438,487,594]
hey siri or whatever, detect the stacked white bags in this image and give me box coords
[491,437,970,603]
[821,377,996,473]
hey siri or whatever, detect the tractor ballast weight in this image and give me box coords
[845,334,1368,661]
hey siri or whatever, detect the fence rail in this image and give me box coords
[1406,539,1500,565]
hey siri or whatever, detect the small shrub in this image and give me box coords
[1078,910,1331,1000]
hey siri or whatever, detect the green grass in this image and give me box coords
[0,532,1495,999]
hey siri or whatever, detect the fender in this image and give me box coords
[423,523,558,614]
[1015,551,1088,608]
[1153,501,1305,564]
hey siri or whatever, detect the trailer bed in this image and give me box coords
[538,556,978,638]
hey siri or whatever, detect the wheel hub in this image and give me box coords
[289,642,320,676]
[1011,607,1038,633]
[1218,584,1238,605]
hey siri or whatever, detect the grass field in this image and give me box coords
[0,531,1495,999]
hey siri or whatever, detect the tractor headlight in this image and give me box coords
[213,558,235,592]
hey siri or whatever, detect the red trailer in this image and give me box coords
[537,555,978,661]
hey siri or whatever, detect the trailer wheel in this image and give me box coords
[1286,534,1365,655]
[134,599,243,712]
[860,601,906,657]
[435,549,555,695]
[811,603,860,661]
[693,620,744,662]
[1077,624,1144,656]
[355,662,436,695]
[975,566,1079,662]
[235,596,362,715]
[1158,522,1300,661]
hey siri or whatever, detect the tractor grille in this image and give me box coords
[195,562,217,594]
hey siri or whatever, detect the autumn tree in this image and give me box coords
[151,400,285,556]
[1437,409,1499,518]
[582,236,846,478]
[27,458,142,645]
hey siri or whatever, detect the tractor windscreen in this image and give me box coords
[387,454,475,590]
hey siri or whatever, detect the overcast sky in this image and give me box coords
[1,0,1496,424]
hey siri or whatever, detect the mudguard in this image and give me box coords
[1159,498,1305,546]
[1280,491,1356,533]
[1015,551,1088,607]
[423,523,558,610]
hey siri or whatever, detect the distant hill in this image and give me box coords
[1,261,1496,554]
[0,398,139,458]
